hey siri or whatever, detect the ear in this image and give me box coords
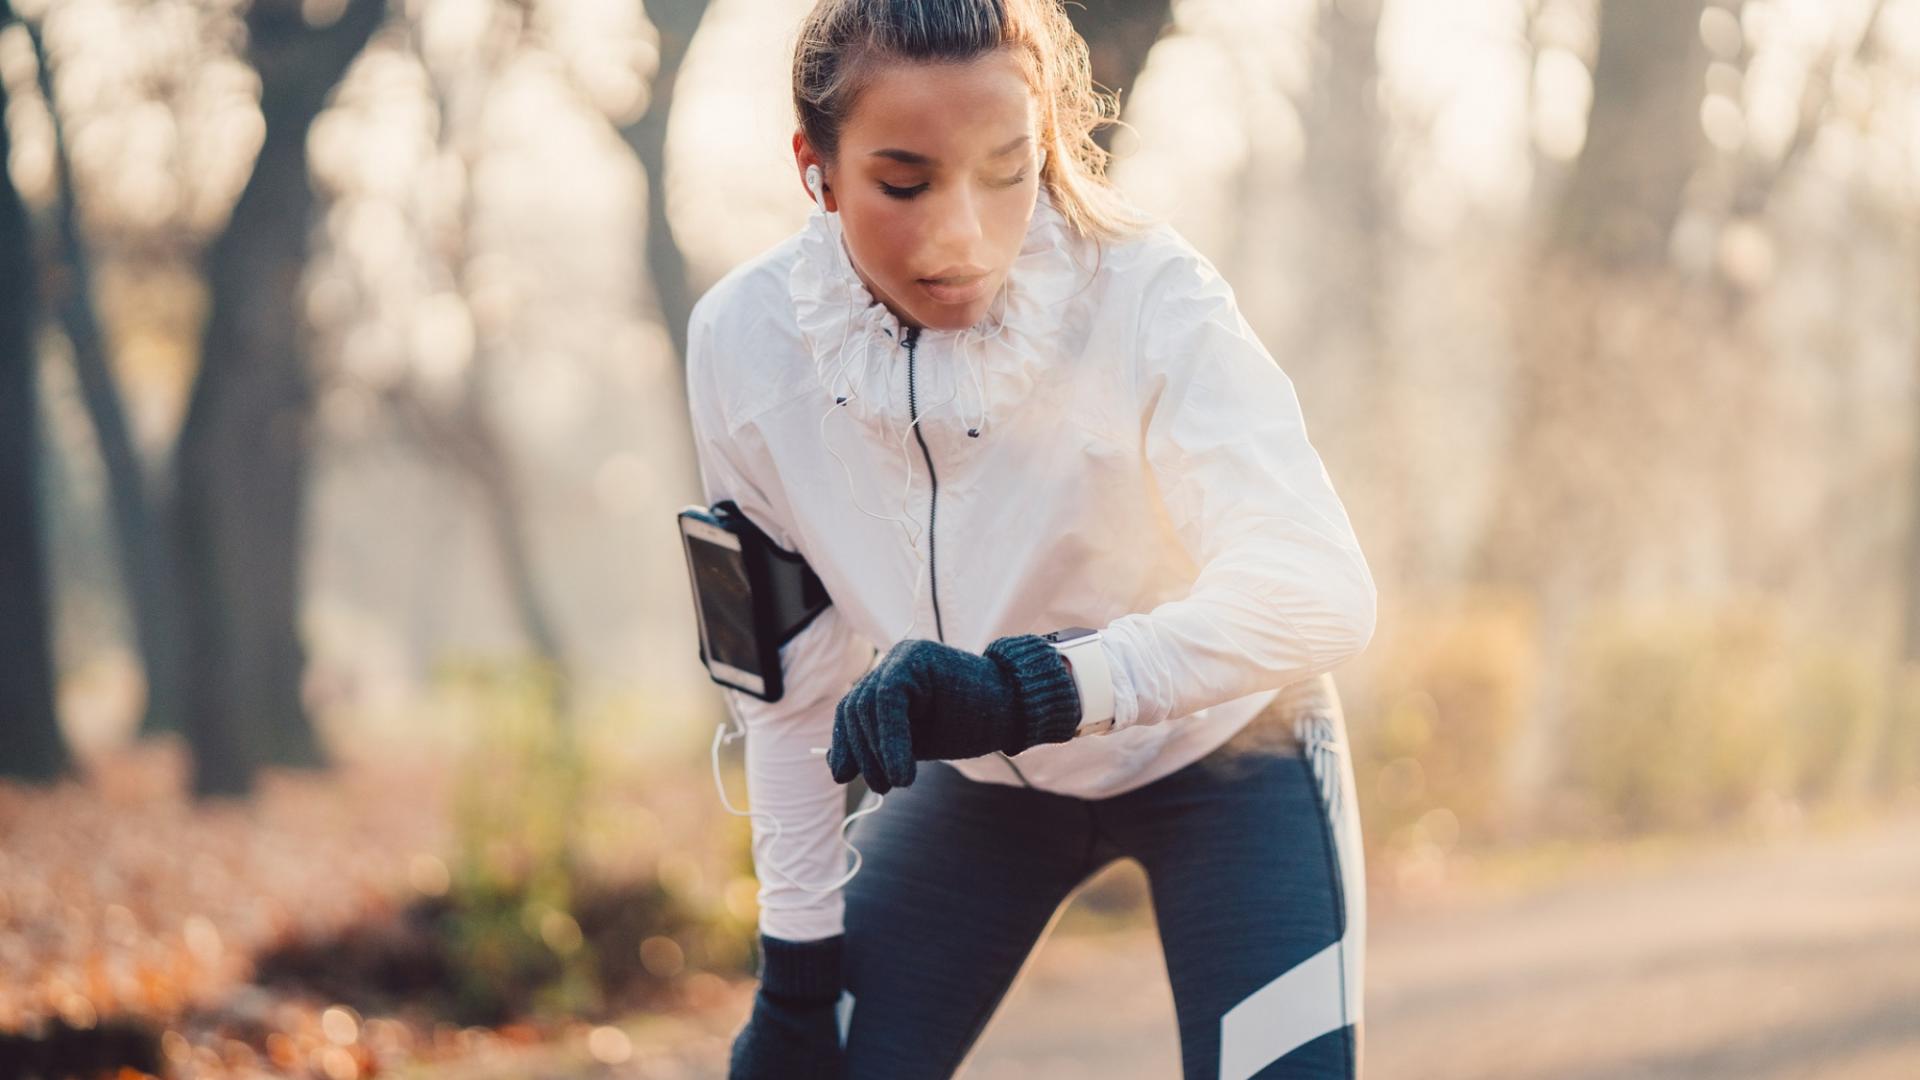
[793,129,837,213]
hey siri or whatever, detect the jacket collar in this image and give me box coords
[788,184,1094,443]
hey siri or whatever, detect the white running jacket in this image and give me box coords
[685,186,1377,942]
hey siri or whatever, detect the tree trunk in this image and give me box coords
[1065,0,1175,155]
[623,0,717,368]
[1905,255,1920,668]
[1549,0,1710,268]
[385,379,573,707]
[396,3,576,703]
[1301,0,1388,377]
[1295,0,1396,577]
[0,55,71,783]
[172,0,388,796]
[1887,227,1920,795]
[1473,0,1711,823]
[18,14,191,740]
[1477,0,1713,588]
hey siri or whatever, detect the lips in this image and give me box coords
[918,272,992,304]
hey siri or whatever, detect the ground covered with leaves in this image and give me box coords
[0,736,757,1079]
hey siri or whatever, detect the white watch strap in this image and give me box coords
[1048,629,1115,737]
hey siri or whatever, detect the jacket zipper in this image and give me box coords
[903,325,1035,789]
[903,326,946,642]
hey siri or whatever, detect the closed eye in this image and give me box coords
[878,173,1029,201]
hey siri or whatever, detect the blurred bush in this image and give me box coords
[1559,597,1891,836]
[251,661,756,1026]
[1779,642,1882,804]
[1882,665,1920,795]
[1350,589,1536,865]
[440,656,600,1022]
[424,656,754,1024]
[1346,588,1916,883]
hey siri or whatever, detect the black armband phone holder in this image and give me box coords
[677,500,832,702]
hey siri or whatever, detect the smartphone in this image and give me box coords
[679,505,780,699]
[679,501,833,702]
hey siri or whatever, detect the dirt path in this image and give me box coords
[962,807,1920,1079]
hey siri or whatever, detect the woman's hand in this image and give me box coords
[728,934,845,1080]
[825,635,1083,793]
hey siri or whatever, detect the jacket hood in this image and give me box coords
[787,184,1097,444]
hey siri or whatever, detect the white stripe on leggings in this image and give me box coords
[1218,937,1349,1080]
[1219,680,1365,1079]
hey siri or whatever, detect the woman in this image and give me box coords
[688,1,1377,1076]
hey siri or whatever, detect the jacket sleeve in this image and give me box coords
[686,298,873,942]
[1095,250,1378,733]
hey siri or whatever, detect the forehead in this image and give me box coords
[843,51,1036,163]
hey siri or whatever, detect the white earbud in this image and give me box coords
[806,163,826,206]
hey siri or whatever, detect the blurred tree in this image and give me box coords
[12,11,193,742]
[1880,14,1920,789]
[173,0,390,796]
[1906,251,1920,671]
[381,0,583,704]
[620,0,717,367]
[1896,217,1920,790]
[1719,1,1888,229]
[1295,0,1399,585]
[1549,0,1711,268]
[1473,0,1720,592]
[1484,0,1897,593]
[1063,0,1174,156]
[0,13,70,782]
[1300,0,1387,384]
[1473,0,1715,818]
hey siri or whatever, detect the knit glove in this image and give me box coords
[728,933,844,1080]
[825,635,1083,794]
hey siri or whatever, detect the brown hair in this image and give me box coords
[791,0,1157,246]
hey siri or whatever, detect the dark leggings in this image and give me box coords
[836,676,1367,1079]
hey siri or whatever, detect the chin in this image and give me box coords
[915,305,986,332]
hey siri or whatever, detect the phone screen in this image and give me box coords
[685,532,761,677]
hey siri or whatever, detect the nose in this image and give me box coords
[928,182,986,264]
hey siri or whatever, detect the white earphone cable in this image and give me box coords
[710,708,882,895]
[708,164,929,899]
[807,163,934,647]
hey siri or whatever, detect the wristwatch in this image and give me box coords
[1042,627,1116,737]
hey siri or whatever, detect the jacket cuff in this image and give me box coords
[984,634,1083,749]
[756,933,844,1003]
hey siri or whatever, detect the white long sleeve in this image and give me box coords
[1098,250,1378,733]
[719,608,872,941]
[686,296,872,942]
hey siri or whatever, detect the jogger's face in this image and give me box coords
[795,50,1042,333]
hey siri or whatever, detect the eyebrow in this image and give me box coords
[868,134,1030,167]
